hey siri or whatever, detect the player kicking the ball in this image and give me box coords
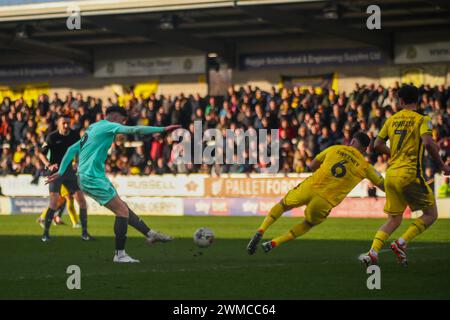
[46,106,180,263]
[359,85,450,267]
[247,132,385,254]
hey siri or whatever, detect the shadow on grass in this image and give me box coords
[0,236,449,300]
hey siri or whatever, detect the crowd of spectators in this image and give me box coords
[0,82,449,179]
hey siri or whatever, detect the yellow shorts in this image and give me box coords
[60,185,70,198]
[281,177,333,225]
[384,174,435,215]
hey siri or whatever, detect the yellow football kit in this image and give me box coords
[60,184,70,198]
[281,145,384,224]
[377,109,435,214]
[255,144,384,248]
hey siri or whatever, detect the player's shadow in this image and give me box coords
[1,235,449,299]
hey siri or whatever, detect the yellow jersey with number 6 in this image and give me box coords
[312,145,383,206]
[377,109,432,177]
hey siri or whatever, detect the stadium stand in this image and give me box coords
[0,83,448,178]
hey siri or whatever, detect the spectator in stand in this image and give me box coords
[129,145,147,175]
[342,128,352,146]
[0,82,448,176]
[0,144,13,175]
[205,96,217,116]
[329,120,342,143]
[0,113,11,140]
[382,88,398,108]
[37,94,49,115]
[318,127,333,152]
[154,157,171,175]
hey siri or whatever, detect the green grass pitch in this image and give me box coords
[0,215,449,299]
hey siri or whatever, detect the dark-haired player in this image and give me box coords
[46,106,180,263]
[359,85,450,267]
[38,115,92,241]
[247,132,385,254]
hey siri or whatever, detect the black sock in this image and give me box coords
[114,216,128,251]
[128,208,150,236]
[44,208,56,234]
[79,208,88,234]
[57,202,66,218]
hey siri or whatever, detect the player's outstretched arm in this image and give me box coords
[116,124,181,135]
[374,137,390,156]
[57,141,80,175]
[422,134,450,175]
[366,166,385,192]
[45,141,81,184]
[164,125,182,132]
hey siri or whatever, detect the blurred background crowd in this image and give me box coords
[0,83,449,181]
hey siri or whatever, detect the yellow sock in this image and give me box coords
[272,221,312,246]
[258,202,285,233]
[40,208,49,220]
[370,230,390,253]
[67,198,79,226]
[401,218,427,243]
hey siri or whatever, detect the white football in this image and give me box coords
[193,227,215,248]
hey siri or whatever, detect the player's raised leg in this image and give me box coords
[248,179,312,255]
[391,179,439,266]
[261,194,331,253]
[391,204,438,266]
[127,205,173,245]
[398,205,437,243]
[105,194,173,263]
[262,220,313,253]
[247,201,287,255]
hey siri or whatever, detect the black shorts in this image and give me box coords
[49,170,80,194]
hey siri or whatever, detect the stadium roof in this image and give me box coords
[0,0,449,69]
